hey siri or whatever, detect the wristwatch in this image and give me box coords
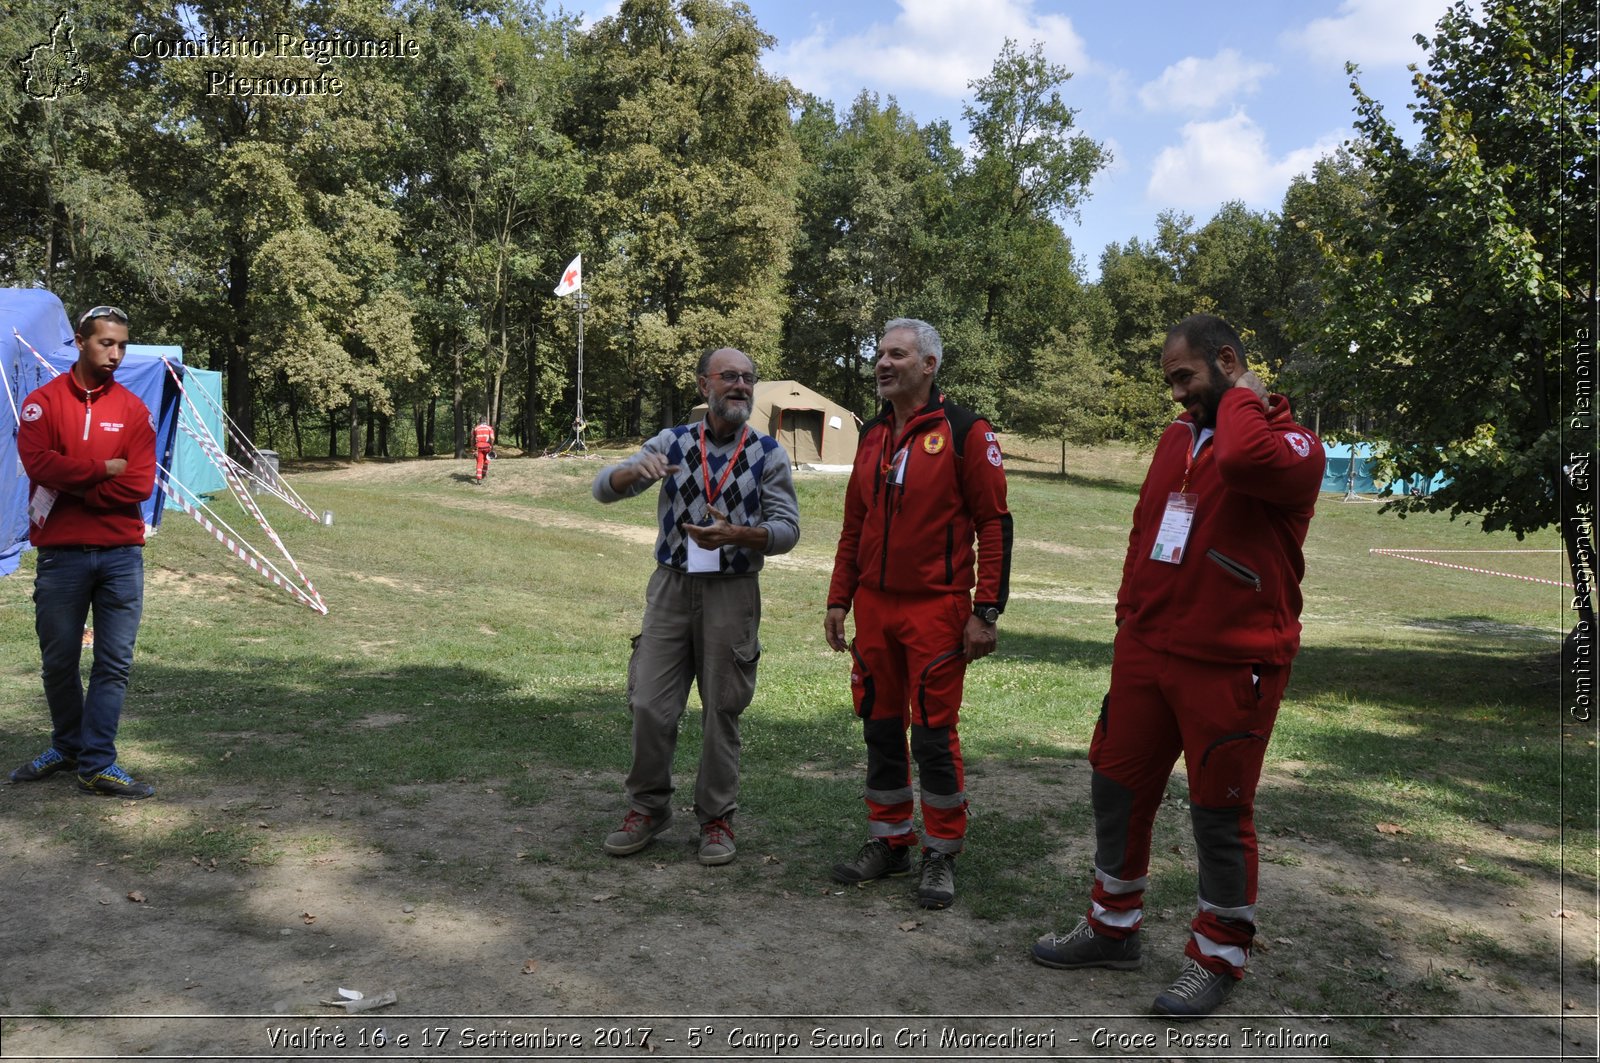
[976,606,1000,625]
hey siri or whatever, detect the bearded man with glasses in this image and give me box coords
[591,347,800,866]
[10,305,158,799]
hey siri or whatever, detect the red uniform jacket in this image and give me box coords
[1118,387,1324,665]
[828,392,1012,614]
[473,423,495,450]
[18,370,157,548]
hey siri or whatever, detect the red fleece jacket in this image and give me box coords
[1117,387,1325,665]
[828,392,1012,614]
[18,369,157,548]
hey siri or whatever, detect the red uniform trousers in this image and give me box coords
[475,448,491,480]
[1086,630,1290,979]
[848,585,970,854]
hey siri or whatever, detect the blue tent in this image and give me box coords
[0,289,185,575]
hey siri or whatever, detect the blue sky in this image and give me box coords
[574,0,1461,278]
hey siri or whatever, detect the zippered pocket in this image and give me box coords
[1206,549,1261,591]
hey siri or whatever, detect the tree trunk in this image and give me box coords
[327,409,338,459]
[452,334,465,458]
[289,388,303,459]
[1059,438,1067,477]
[347,399,360,462]
[225,238,253,459]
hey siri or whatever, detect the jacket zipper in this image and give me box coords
[1206,548,1261,591]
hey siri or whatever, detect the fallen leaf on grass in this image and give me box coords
[521,959,539,975]
[762,854,780,865]
[590,893,615,903]
[127,891,145,903]
[1553,910,1575,919]
[1376,822,1410,835]
[302,911,317,925]
[897,920,922,932]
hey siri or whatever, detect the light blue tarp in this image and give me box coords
[0,289,184,575]
[1322,441,1451,496]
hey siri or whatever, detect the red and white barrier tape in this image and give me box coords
[160,474,327,613]
[1368,548,1572,589]
[168,418,326,611]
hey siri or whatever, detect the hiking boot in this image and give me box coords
[76,764,154,800]
[698,818,736,866]
[1152,958,1236,1021]
[603,808,671,856]
[10,747,77,783]
[1032,918,1144,970]
[831,839,912,883]
[916,851,956,909]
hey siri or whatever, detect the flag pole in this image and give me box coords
[549,253,586,457]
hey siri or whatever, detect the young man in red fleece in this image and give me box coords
[1032,314,1325,1020]
[10,305,158,799]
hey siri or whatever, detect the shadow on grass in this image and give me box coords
[1003,466,1141,494]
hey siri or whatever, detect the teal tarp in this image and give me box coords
[1322,442,1451,496]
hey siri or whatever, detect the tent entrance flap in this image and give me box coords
[775,407,824,464]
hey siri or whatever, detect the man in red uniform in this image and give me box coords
[472,418,495,484]
[1031,314,1324,1020]
[825,317,1011,910]
[10,305,158,799]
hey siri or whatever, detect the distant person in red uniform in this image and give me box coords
[472,419,495,484]
[1031,314,1325,1021]
[10,305,158,799]
[825,317,1012,910]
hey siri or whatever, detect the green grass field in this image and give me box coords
[0,439,1589,1038]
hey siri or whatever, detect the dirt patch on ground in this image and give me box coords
[1,761,1593,1062]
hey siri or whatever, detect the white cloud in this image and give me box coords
[773,0,1091,104]
[1137,50,1274,114]
[1146,111,1348,211]
[1284,0,1459,69]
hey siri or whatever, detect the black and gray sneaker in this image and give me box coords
[831,839,913,883]
[1152,958,1235,1020]
[10,747,77,783]
[77,764,154,800]
[916,851,956,909]
[1032,918,1143,969]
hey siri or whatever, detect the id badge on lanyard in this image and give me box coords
[1151,435,1208,564]
[1151,492,1195,563]
[686,423,749,573]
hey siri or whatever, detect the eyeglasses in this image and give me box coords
[77,305,129,329]
[708,371,757,386]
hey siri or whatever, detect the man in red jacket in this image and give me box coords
[472,418,495,484]
[9,305,158,799]
[825,317,1011,910]
[1031,314,1324,1020]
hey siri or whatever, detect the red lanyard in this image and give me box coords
[1181,434,1212,494]
[699,422,749,506]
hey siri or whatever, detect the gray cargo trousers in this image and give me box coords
[625,566,762,824]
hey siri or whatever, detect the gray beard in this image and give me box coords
[710,394,751,425]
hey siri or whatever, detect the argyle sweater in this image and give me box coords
[593,423,799,576]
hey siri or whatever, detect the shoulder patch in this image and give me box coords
[986,443,1003,468]
[1283,431,1312,458]
[21,402,42,422]
[984,431,995,442]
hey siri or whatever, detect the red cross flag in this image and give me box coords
[554,254,582,297]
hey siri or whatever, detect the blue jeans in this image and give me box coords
[34,545,144,777]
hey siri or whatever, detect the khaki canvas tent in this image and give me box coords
[691,380,860,467]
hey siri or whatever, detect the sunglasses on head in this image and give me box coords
[77,305,129,329]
